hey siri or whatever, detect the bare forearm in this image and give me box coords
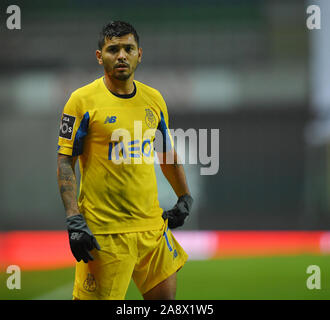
[57,154,80,217]
[159,150,190,197]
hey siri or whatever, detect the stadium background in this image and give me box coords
[1,0,330,299]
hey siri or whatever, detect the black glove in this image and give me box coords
[162,194,193,229]
[66,214,101,263]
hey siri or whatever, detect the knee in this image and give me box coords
[143,273,177,300]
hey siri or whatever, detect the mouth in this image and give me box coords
[115,64,129,70]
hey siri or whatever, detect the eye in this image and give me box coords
[107,46,118,53]
[125,46,133,53]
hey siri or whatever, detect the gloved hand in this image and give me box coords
[162,194,193,229]
[66,214,101,263]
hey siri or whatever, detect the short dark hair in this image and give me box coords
[98,21,140,50]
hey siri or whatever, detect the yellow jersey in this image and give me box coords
[57,76,173,234]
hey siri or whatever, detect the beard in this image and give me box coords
[112,70,132,81]
[103,59,138,81]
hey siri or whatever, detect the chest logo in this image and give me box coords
[145,108,157,128]
[105,116,117,124]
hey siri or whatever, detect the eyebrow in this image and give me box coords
[106,43,135,49]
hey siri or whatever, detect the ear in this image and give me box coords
[138,47,143,64]
[96,50,103,65]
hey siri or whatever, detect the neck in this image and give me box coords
[103,72,135,95]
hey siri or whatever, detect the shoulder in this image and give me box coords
[134,80,165,102]
[70,77,102,101]
[64,78,102,114]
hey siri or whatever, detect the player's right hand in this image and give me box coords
[66,214,101,263]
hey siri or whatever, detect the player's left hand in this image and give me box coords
[162,194,193,229]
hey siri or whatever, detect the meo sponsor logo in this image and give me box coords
[108,138,152,162]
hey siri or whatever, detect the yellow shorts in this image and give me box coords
[72,221,188,300]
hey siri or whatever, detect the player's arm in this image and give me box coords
[57,93,100,262]
[155,92,193,228]
[157,149,193,229]
[57,153,79,216]
[157,149,190,198]
[57,154,100,263]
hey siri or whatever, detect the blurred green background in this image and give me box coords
[1,0,330,301]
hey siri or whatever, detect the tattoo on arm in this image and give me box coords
[57,155,80,216]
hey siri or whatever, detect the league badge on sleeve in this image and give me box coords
[59,113,76,140]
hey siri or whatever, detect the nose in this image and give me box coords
[117,48,127,61]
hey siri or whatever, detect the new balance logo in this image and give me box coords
[104,116,117,124]
[70,232,83,241]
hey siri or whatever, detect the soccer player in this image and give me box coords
[56,21,193,300]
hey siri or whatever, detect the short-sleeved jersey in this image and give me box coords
[57,77,173,234]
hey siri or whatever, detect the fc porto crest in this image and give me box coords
[83,273,97,292]
[145,108,157,128]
